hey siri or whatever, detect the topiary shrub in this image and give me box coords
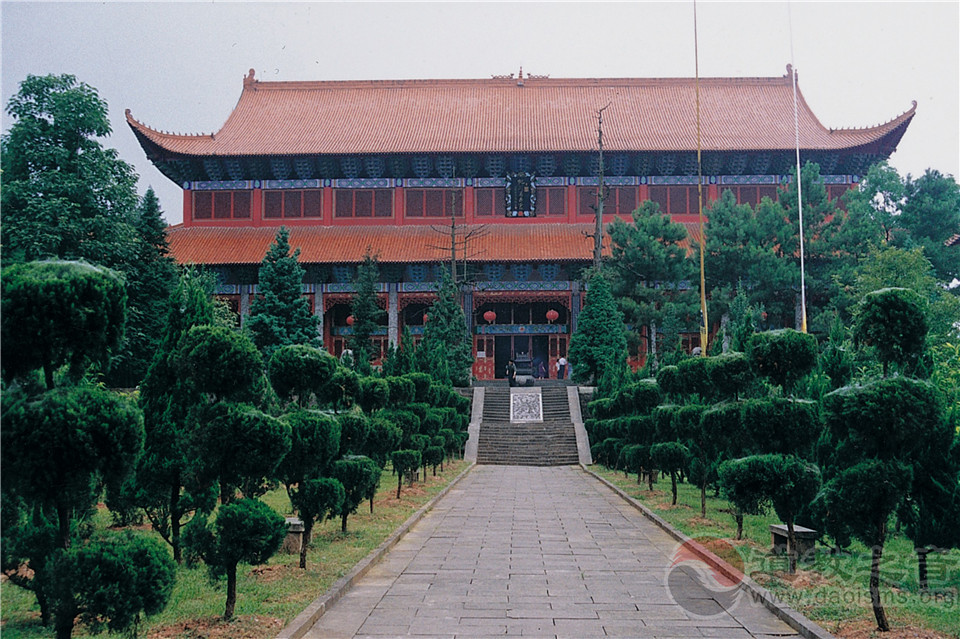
[362,416,403,468]
[854,287,928,376]
[706,352,754,400]
[289,477,343,569]
[331,456,381,532]
[651,442,689,505]
[267,345,337,407]
[385,375,416,407]
[391,450,422,498]
[403,372,432,402]
[656,365,683,398]
[424,446,445,476]
[358,377,389,413]
[747,329,818,393]
[676,357,711,398]
[741,397,820,458]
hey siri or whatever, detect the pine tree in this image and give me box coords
[420,268,472,386]
[246,227,319,357]
[349,250,386,376]
[568,273,627,384]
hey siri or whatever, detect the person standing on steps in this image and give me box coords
[556,356,567,380]
[506,359,517,387]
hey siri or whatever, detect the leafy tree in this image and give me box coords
[1,74,139,268]
[607,201,697,359]
[746,329,818,393]
[419,268,473,385]
[854,287,927,376]
[184,498,285,620]
[843,161,906,245]
[650,442,688,505]
[740,397,821,458]
[705,352,754,401]
[855,246,959,345]
[349,250,386,375]
[569,273,627,384]
[719,456,776,540]
[385,375,416,407]
[424,446,445,476]
[245,227,319,357]
[268,344,338,408]
[766,456,821,573]
[899,169,960,283]
[1,260,126,389]
[391,450,422,498]
[330,456,382,532]
[45,531,175,639]
[277,410,341,500]
[289,478,344,569]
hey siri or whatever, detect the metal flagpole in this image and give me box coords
[694,0,709,355]
[788,2,808,333]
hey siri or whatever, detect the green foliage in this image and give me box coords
[652,441,690,504]
[706,352,754,400]
[190,403,291,503]
[614,380,662,416]
[349,250,386,375]
[331,457,382,532]
[675,356,711,399]
[419,268,473,386]
[337,412,370,457]
[177,325,264,403]
[185,498,285,619]
[854,287,928,375]
[424,446,445,475]
[245,227,319,357]
[569,274,627,384]
[899,169,960,283]
[747,329,818,393]
[391,450,422,498]
[289,477,344,569]
[45,530,176,638]
[322,366,360,410]
[268,345,337,407]
[358,376,390,413]
[385,375,416,406]
[1,260,127,388]
[403,372,432,402]
[2,383,143,549]
[741,398,821,458]
[607,200,697,358]
[719,456,777,517]
[655,365,682,398]
[278,410,341,491]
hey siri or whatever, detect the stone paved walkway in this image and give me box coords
[302,466,806,638]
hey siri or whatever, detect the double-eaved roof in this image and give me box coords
[127,66,915,161]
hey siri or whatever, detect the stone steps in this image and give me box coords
[476,422,580,466]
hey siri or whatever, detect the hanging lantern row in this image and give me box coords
[483,310,496,324]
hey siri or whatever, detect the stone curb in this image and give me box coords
[584,465,836,639]
[275,462,476,639]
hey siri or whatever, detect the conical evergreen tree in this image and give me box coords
[568,273,627,384]
[349,250,386,376]
[420,268,472,386]
[246,227,319,357]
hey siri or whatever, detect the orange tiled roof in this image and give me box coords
[127,69,915,157]
[167,223,703,266]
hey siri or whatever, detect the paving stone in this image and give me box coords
[300,466,824,639]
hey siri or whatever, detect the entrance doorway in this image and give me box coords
[494,335,552,378]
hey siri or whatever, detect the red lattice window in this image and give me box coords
[578,186,639,216]
[193,191,252,220]
[334,189,393,218]
[264,190,322,219]
[536,187,566,216]
[405,189,464,217]
[475,188,506,216]
[718,186,779,208]
[649,186,698,215]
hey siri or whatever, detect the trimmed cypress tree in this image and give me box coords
[418,268,473,386]
[568,273,627,385]
[246,227,319,357]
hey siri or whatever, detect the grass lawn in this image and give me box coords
[591,465,960,639]
[0,459,470,639]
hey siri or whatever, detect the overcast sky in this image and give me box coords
[3,1,957,225]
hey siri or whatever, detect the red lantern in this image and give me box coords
[483,310,496,324]
[422,314,429,324]
[546,309,559,323]
[346,315,355,326]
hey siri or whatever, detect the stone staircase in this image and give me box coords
[475,386,580,466]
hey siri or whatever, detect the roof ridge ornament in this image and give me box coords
[244,68,256,87]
